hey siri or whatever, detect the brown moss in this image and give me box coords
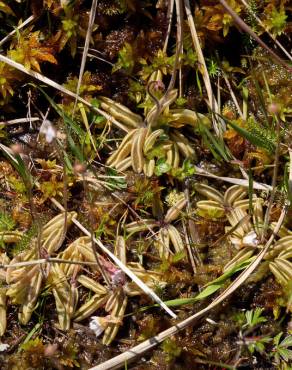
[104,26,136,60]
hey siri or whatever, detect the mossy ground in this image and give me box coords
[0,1,291,369]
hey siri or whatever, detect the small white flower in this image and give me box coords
[39,120,56,143]
[89,315,122,338]
[89,316,108,337]
[242,231,259,248]
[0,343,9,352]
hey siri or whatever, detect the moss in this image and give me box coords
[0,0,291,368]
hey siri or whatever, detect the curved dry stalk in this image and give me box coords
[169,0,183,94]
[0,15,35,47]
[182,220,197,273]
[88,205,287,370]
[222,72,243,118]
[81,171,111,287]
[184,0,224,136]
[0,117,40,128]
[146,0,183,127]
[72,0,98,115]
[112,193,157,238]
[163,0,174,53]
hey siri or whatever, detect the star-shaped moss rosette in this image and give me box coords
[195,184,292,287]
[125,194,187,259]
[69,236,165,345]
[5,211,77,325]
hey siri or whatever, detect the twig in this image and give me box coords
[0,117,40,127]
[210,215,250,248]
[111,192,157,239]
[222,73,243,118]
[184,181,202,268]
[147,0,183,127]
[79,51,114,67]
[193,166,272,191]
[163,0,174,53]
[55,143,69,269]
[72,0,98,116]
[169,0,183,94]
[81,171,111,287]
[0,15,35,47]
[288,149,292,200]
[184,0,225,136]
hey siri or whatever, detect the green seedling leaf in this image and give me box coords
[244,307,267,329]
[154,158,171,176]
[172,159,196,180]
